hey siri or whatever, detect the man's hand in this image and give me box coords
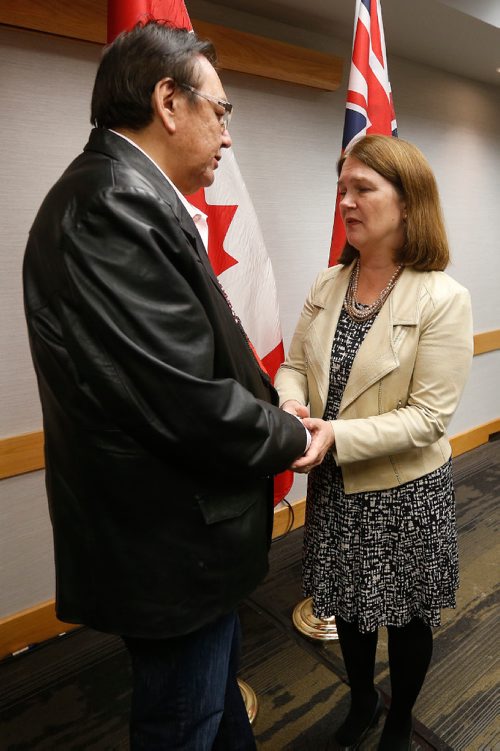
[291,417,335,474]
[281,399,310,419]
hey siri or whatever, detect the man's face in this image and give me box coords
[174,56,232,195]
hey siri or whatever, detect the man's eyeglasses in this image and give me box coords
[179,83,233,132]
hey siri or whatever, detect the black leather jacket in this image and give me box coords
[23,129,306,638]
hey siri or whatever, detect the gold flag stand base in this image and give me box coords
[237,678,258,724]
[292,597,339,640]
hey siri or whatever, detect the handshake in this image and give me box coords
[281,400,336,475]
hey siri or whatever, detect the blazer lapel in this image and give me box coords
[338,267,423,414]
[305,265,351,409]
[339,301,398,412]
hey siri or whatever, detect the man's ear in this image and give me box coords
[152,78,176,133]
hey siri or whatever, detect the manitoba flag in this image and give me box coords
[107,0,293,504]
[329,0,397,265]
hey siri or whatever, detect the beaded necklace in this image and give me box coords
[343,259,404,322]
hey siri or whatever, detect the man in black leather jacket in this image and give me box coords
[23,20,331,751]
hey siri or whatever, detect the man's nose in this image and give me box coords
[221,128,232,149]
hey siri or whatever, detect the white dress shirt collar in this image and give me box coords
[108,129,209,252]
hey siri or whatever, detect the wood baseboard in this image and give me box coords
[272,499,306,538]
[450,418,500,457]
[0,600,79,660]
[473,329,500,356]
[0,431,45,480]
[0,505,305,659]
[2,329,497,482]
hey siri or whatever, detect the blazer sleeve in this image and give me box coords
[332,281,474,464]
[43,186,306,476]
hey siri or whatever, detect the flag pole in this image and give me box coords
[292,597,339,640]
[237,679,259,724]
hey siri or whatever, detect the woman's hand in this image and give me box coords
[281,399,310,419]
[291,418,335,474]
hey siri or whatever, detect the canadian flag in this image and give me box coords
[108,0,293,504]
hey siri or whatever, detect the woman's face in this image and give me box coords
[338,155,406,257]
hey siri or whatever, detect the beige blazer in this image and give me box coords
[275,263,474,494]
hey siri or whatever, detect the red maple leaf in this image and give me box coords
[188,189,238,276]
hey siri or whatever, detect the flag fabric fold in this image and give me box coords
[107,0,293,504]
[108,0,192,41]
[329,0,397,266]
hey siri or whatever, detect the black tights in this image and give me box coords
[336,616,433,748]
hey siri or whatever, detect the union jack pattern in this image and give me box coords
[329,0,397,265]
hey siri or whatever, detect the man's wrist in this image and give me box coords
[304,426,312,451]
[292,414,311,451]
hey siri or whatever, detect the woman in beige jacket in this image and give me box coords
[275,135,473,750]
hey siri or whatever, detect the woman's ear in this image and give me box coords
[152,78,176,133]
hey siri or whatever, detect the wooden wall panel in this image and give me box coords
[474,329,500,356]
[1,417,499,658]
[3,411,499,482]
[0,0,106,44]
[0,431,44,481]
[0,600,79,659]
[2,330,497,481]
[193,20,342,90]
[0,1,343,90]
[0,502,304,659]
[450,418,500,457]
[2,408,499,660]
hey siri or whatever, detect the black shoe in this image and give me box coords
[377,721,413,751]
[334,689,384,750]
[377,733,412,751]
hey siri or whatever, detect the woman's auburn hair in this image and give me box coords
[337,134,450,271]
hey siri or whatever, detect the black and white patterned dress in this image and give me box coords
[303,306,459,633]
